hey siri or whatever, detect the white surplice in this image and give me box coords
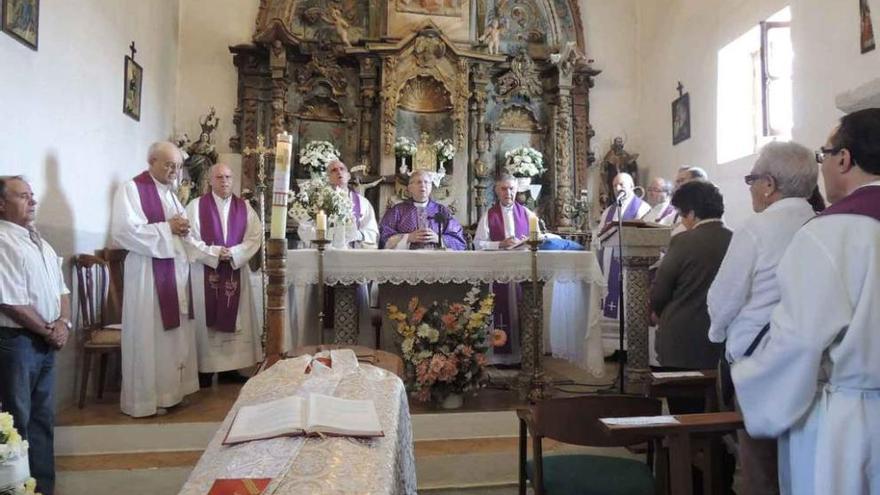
[732,186,880,494]
[644,200,676,225]
[185,194,263,373]
[111,175,198,417]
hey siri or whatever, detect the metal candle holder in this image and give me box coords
[313,232,331,345]
[525,236,546,402]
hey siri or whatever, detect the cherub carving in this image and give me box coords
[321,7,351,48]
[479,18,503,55]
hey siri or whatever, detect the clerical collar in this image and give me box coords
[501,203,515,212]
[412,200,429,208]
[148,172,172,191]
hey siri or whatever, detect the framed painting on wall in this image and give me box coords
[123,55,143,121]
[1,0,39,50]
[861,0,876,54]
[672,92,691,145]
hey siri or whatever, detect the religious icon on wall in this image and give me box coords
[861,0,876,54]
[1,0,39,50]
[396,0,463,17]
[672,92,691,145]
[123,55,143,121]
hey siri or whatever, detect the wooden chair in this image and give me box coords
[74,254,122,408]
[518,395,662,495]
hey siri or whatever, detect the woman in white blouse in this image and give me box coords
[707,141,818,495]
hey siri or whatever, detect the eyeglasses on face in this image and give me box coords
[744,174,766,186]
[815,146,842,164]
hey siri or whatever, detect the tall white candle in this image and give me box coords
[529,215,539,241]
[316,210,327,240]
[270,132,292,239]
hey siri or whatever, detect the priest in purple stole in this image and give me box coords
[185,164,262,388]
[379,169,466,250]
[595,172,650,321]
[111,142,198,417]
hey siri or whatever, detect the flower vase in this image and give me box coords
[516,176,532,193]
[440,393,464,410]
[330,225,348,249]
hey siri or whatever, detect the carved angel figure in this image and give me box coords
[479,18,503,55]
[321,7,351,47]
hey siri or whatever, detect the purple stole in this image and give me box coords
[656,202,676,222]
[487,203,530,354]
[602,196,644,318]
[817,185,880,222]
[349,189,362,228]
[133,172,181,330]
[198,195,247,332]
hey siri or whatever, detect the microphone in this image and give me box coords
[614,189,627,204]
[429,212,449,249]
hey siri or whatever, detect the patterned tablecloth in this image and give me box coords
[285,250,608,376]
[178,352,417,495]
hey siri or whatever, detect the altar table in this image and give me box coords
[286,250,608,377]
[178,352,417,495]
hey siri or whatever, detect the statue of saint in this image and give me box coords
[600,137,639,206]
[413,132,436,172]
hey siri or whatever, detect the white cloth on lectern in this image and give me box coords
[111,175,198,418]
[185,194,263,373]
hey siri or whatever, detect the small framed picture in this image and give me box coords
[672,93,691,145]
[861,0,876,54]
[1,0,39,50]
[123,55,143,121]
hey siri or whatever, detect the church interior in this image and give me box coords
[1,0,879,494]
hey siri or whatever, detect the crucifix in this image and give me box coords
[242,135,273,355]
[677,81,685,98]
[129,41,137,61]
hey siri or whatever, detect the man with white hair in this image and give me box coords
[596,172,650,319]
[379,169,466,250]
[111,142,198,417]
[644,177,675,225]
[185,163,262,388]
[299,160,378,248]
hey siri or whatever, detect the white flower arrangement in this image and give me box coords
[393,136,417,157]
[503,146,545,178]
[287,178,354,228]
[298,141,340,177]
[433,139,456,163]
[0,412,38,495]
[0,413,25,464]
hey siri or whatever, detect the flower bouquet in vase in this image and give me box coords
[503,146,545,192]
[298,140,341,178]
[287,178,354,248]
[387,286,506,408]
[0,412,39,495]
[394,136,417,175]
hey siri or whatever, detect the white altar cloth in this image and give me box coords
[286,250,608,376]
[178,353,416,495]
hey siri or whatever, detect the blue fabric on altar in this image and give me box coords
[539,238,585,251]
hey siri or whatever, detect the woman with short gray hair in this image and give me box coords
[707,140,818,495]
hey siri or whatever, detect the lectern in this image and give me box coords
[599,224,671,393]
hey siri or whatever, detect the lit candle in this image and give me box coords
[529,215,539,241]
[316,209,327,240]
[270,132,293,239]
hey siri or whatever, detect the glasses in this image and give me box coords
[744,174,765,185]
[815,146,842,164]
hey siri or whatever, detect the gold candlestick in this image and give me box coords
[525,237,546,402]
[313,233,331,345]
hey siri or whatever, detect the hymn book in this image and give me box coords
[223,394,383,445]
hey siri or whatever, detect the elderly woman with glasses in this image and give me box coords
[707,141,818,495]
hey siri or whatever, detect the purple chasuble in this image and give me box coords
[198,195,247,332]
[133,171,181,330]
[817,185,880,222]
[487,202,529,354]
[378,200,467,250]
[602,196,645,318]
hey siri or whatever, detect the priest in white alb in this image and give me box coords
[185,163,262,388]
[111,142,198,417]
[732,109,880,494]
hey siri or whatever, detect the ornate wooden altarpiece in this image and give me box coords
[230,0,600,229]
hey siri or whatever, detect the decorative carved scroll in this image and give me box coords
[497,105,541,132]
[496,50,543,102]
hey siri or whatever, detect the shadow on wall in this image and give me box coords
[35,152,75,265]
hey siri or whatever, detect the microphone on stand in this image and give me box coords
[429,211,449,250]
[614,189,627,206]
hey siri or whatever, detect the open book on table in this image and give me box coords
[223,394,383,445]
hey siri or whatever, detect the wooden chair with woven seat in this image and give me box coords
[74,254,122,408]
[518,395,662,495]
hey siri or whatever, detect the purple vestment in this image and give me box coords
[602,196,645,318]
[487,202,530,354]
[378,200,467,250]
[133,171,181,330]
[198,195,247,333]
[817,185,880,223]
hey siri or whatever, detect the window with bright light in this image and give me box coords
[717,7,792,164]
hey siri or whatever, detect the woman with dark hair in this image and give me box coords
[651,180,731,384]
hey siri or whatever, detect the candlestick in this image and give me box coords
[270,132,292,239]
